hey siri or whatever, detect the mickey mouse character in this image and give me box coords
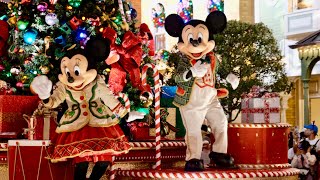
[165,11,235,171]
[31,37,133,180]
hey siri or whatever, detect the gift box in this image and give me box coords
[0,95,39,134]
[160,97,185,138]
[24,106,58,140]
[129,122,154,141]
[34,114,57,140]
[161,86,177,99]
[8,140,74,180]
[241,97,280,123]
[149,108,177,140]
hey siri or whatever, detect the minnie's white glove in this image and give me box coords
[127,111,146,122]
[30,75,52,100]
[190,61,207,78]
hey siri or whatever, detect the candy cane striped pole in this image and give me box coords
[141,63,161,170]
[117,0,127,22]
[110,156,116,180]
[116,92,131,112]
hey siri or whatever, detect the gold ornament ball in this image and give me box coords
[40,66,50,74]
[21,75,28,83]
[140,93,153,108]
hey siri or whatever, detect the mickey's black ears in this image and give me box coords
[165,14,185,37]
[85,36,110,63]
[205,11,227,34]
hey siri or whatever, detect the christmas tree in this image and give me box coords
[213,20,292,121]
[0,0,155,112]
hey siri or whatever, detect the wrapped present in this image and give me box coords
[161,86,177,99]
[160,98,185,138]
[160,86,185,138]
[149,108,178,140]
[8,140,74,180]
[0,95,39,134]
[241,94,280,123]
[23,104,58,140]
[128,122,153,141]
[34,115,57,140]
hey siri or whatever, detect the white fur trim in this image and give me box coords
[8,140,50,146]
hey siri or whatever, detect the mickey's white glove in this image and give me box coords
[127,111,146,122]
[226,73,240,90]
[30,75,52,100]
[190,61,207,78]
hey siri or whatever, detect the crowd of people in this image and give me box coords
[288,122,320,180]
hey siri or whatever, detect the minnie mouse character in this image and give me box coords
[30,37,136,180]
[165,11,235,171]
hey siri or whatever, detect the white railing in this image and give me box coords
[284,8,320,36]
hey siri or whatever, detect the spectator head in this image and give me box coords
[304,123,318,136]
[298,139,311,152]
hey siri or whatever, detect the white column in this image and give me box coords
[279,92,292,123]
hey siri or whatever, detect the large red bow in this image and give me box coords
[103,24,153,94]
[138,23,155,56]
[0,20,9,57]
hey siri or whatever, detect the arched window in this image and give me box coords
[208,0,224,13]
[177,0,193,23]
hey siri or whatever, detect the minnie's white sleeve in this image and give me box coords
[96,76,127,118]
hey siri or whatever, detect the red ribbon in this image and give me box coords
[128,122,149,132]
[103,24,154,94]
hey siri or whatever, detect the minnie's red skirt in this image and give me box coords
[48,124,131,163]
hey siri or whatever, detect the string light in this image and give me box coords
[177,0,193,23]
[208,0,224,13]
[152,3,165,28]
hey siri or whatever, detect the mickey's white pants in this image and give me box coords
[179,85,228,161]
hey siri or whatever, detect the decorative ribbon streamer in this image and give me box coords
[241,86,279,99]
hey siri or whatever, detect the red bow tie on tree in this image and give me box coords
[103,24,154,95]
[0,20,9,57]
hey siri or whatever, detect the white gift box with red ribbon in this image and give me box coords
[241,97,280,123]
[23,104,58,140]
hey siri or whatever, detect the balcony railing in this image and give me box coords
[284,8,320,36]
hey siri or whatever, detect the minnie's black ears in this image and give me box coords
[165,14,185,37]
[85,36,110,63]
